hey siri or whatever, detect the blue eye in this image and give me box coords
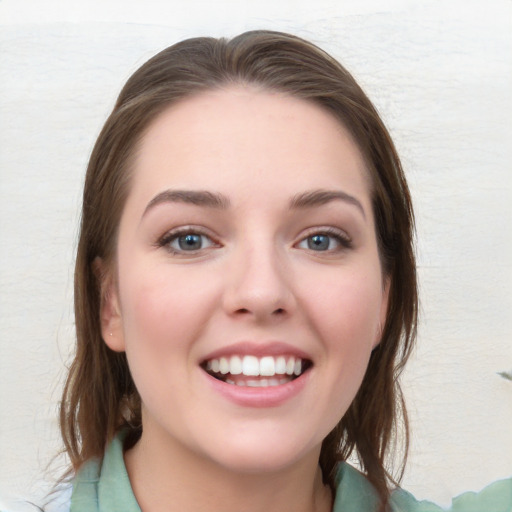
[308,234,330,251]
[297,230,351,252]
[177,233,203,250]
[160,230,215,253]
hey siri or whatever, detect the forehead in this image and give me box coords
[128,87,370,209]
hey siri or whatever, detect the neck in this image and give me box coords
[124,425,332,512]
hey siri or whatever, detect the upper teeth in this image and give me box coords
[206,355,303,377]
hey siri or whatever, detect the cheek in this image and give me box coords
[301,266,383,410]
[116,268,211,405]
[118,264,220,356]
[305,268,383,347]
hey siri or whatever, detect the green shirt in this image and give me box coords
[70,434,512,512]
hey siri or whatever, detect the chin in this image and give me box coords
[198,433,322,475]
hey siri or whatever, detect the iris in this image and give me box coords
[179,234,203,250]
[308,234,330,251]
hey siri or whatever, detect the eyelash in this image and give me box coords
[157,227,219,255]
[296,227,352,253]
[156,226,352,255]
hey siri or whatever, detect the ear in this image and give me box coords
[373,277,390,349]
[93,257,125,352]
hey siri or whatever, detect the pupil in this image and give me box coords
[178,234,201,250]
[308,234,329,251]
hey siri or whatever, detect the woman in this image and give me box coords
[58,31,510,512]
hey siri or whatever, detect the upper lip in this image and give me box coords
[200,341,313,363]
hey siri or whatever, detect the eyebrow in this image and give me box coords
[143,189,230,217]
[142,187,365,219]
[289,189,366,218]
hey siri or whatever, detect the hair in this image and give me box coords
[60,30,417,511]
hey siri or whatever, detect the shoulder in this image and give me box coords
[334,463,512,512]
[390,478,512,512]
[66,435,512,512]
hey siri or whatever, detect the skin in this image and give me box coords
[101,87,389,512]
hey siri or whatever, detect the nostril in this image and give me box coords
[273,308,285,315]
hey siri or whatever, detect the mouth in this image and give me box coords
[201,355,313,387]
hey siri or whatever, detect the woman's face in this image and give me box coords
[103,87,388,474]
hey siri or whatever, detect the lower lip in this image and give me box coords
[203,370,310,408]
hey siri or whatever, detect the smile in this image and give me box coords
[202,355,312,387]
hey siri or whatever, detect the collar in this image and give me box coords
[71,433,140,512]
[70,431,459,512]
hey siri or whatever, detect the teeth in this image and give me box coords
[223,377,293,387]
[259,356,275,376]
[242,355,259,376]
[285,358,295,375]
[205,355,306,378]
[229,355,242,375]
[245,378,288,387]
[275,356,286,374]
[219,357,229,374]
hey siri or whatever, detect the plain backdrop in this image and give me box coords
[1,0,511,509]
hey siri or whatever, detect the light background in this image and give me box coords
[1,0,511,509]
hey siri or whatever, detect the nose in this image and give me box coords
[222,241,296,322]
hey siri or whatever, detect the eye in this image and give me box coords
[158,228,217,254]
[296,229,351,252]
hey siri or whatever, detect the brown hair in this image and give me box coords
[60,30,417,510]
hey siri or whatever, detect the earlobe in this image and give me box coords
[93,257,125,352]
